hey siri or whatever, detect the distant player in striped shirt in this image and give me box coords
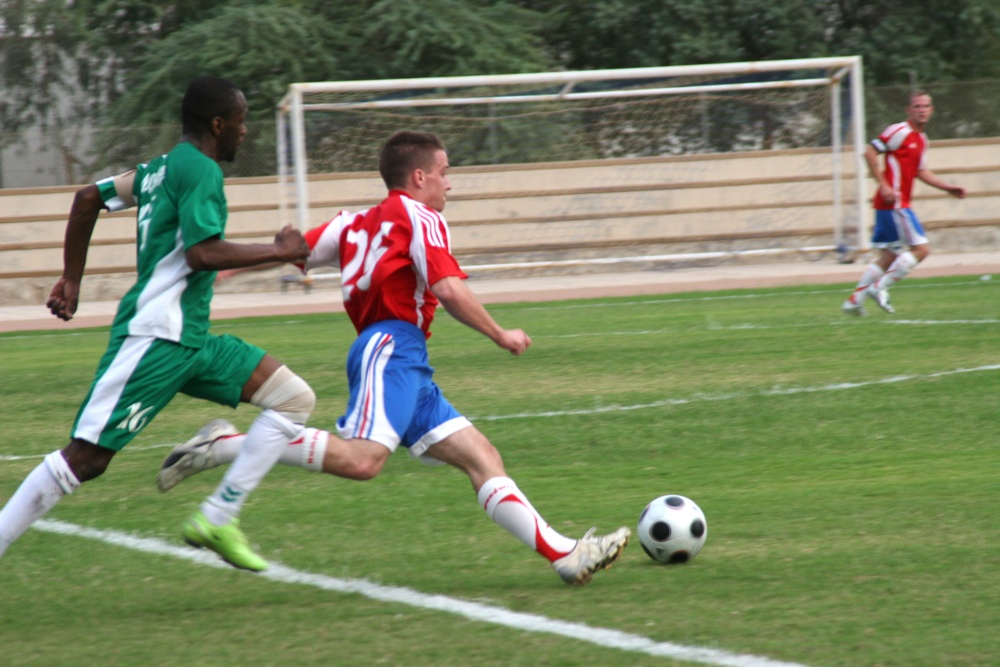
[842,91,966,315]
[158,130,631,585]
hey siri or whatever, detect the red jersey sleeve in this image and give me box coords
[405,199,468,286]
[298,211,354,273]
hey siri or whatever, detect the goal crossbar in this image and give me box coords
[277,57,868,263]
[279,57,861,103]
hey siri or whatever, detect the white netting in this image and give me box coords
[286,66,852,172]
[278,58,867,259]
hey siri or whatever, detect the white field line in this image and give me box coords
[3,316,995,346]
[0,442,176,462]
[886,319,1000,325]
[539,318,1000,339]
[32,518,811,667]
[470,363,1000,422]
[515,279,994,311]
[2,279,992,341]
[4,362,1000,460]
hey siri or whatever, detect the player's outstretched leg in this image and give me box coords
[157,419,238,492]
[842,262,886,316]
[841,297,867,316]
[867,285,895,314]
[552,526,631,585]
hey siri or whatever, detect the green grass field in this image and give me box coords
[1,276,998,667]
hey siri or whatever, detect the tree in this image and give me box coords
[0,0,234,136]
[526,0,1000,87]
[289,0,549,80]
[529,0,827,71]
[0,0,233,180]
[1,0,551,180]
[90,3,342,176]
[3,0,999,183]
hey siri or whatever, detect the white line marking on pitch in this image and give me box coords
[472,363,1000,422]
[5,363,1000,459]
[33,518,811,667]
[515,278,994,312]
[0,442,176,462]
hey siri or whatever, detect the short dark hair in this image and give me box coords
[379,131,446,189]
[181,77,243,134]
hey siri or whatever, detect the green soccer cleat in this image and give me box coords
[182,511,268,572]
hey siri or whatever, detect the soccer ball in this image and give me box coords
[637,494,707,564]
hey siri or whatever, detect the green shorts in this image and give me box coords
[71,333,266,451]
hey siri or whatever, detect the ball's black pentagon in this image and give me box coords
[638,505,650,523]
[640,543,658,561]
[649,520,672,541]
[665,495,684,508]
[669,550,690,564]
[690,519,706,538]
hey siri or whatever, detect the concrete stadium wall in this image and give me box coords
[1,138,998,306]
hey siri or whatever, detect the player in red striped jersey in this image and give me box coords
[842,91,966,316]
[159,131,630,585]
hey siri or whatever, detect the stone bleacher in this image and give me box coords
[1,138,997,306]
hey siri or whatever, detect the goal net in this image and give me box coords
[277,57,867,270]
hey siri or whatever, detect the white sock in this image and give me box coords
[477,476,577,561]
[0,452,80,558]
[201,410,303,526]
[851,264,884,303]
[874,251,919,290]
[209,427,327,472]
[283,428,328,471]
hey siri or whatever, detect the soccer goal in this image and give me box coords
[276,56,867,271]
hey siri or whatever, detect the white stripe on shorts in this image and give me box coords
[73,336,156,444]
[893,208,927,247]
[340,332,399,450]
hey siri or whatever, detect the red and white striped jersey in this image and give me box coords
[301,190,467,337]
[871,121,928,210]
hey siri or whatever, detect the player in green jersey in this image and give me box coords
[0,77,314,572]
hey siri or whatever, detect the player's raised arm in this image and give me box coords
[430,275,531,356]
[185,224,310,271]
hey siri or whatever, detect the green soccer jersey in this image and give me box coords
[108,142,227,347]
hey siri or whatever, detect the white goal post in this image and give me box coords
[276,56,868,270]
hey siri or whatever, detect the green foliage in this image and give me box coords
[3,0,1000,181]
[292,0,549,79]
[351,0,548,79]
[531,0,1000,87]
[108,4,339,127]
[91,3,340,176]
[0,0,88,132]
[536,0,827,70]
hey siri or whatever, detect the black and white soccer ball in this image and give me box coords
[637,494,707,564]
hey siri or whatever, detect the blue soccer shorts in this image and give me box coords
[871,208,928,251]
[336,320,471,460]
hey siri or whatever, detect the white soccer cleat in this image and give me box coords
[841,299,866,316]
[156,419,238,492]
[867,286,895,314]
[552,526,631,585]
